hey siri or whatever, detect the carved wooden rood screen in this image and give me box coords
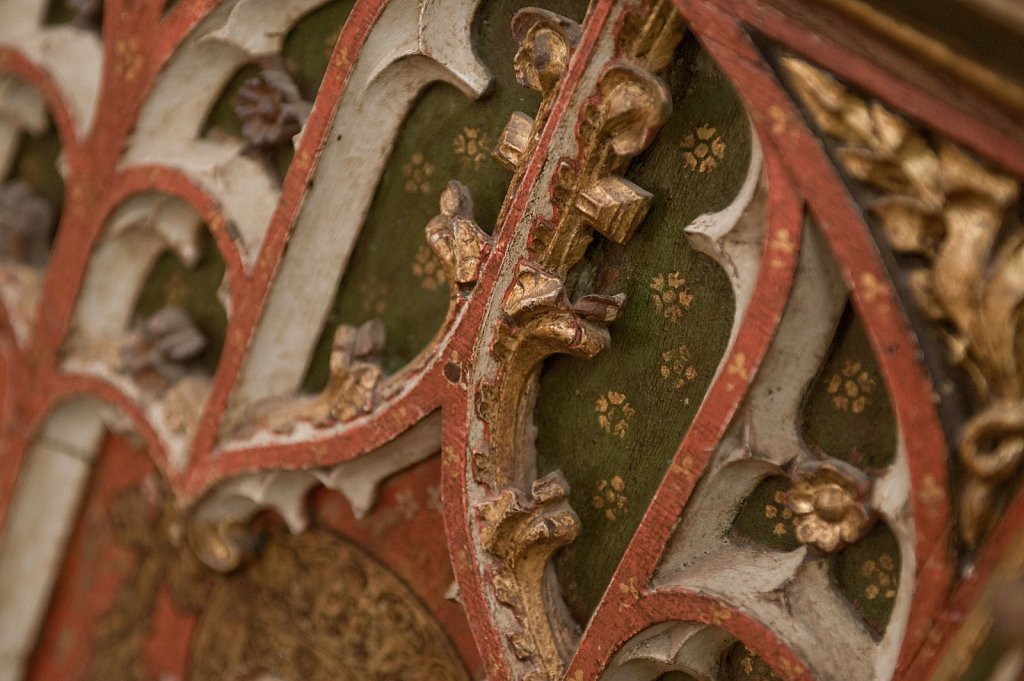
[0,0,1022,678]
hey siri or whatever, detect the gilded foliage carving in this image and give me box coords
[468,4,684,677]
[477,472,581,679]
[425,181,493,293]
[494,8,583,172]
[782,56,1024,549]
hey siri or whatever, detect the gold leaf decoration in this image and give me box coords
[782,56,1023,549]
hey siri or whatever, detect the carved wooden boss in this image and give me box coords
[0,0,1022,679]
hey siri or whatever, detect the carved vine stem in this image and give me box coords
[471,3,683,679]
[781,57,1023,549]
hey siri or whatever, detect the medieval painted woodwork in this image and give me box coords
[0,0,1022,679]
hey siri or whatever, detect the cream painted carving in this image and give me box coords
[188,412,442,571]
[602,622,734,680]
[225,0,490,421]
[653,224,915,681]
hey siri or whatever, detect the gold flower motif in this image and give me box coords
[401,152,435,194]
[765,489,794,537]
[595,390,635,438]
[356,273,390,316]
[411,244,446,291]
[860,553,898,601]
[592,476,628,521]
[660,345,698,389]
[681,124,726,173]
[785,460,874,552]
[827,359,875,413]
[650,271,693,322]
[115,38,143,82]
[453,127,492,170]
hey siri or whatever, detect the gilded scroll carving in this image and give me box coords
[478,264,624,488]
[781,56,1023,549]
[468,5,684,678]
[477,471,581,677]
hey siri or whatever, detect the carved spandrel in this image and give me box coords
[781,56,1023,550]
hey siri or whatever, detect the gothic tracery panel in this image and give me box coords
[0,0,1022,680]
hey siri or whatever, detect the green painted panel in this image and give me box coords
[7,120,64,211]
[723,644,783,681]
[801,304,896,473]
[731,476,801,552]
[960,631,1006,681]
[656,672,698,681]
[832,522,900,636]
[536,37,751,624]
[283,0,357,101]
[301,0,589,387]
[133,229,227,375]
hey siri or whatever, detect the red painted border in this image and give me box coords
[0,0,1022,677]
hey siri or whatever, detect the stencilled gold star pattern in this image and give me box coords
[453,126,492,171]
[861,553,898,602]
[765,488,795,538]
[660,345,698,389]
[411,244,446,291]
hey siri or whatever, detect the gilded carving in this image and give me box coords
[477,471,580,680]
[785,460,875,552]
[469,5,684,677]
[425,181,493,292]
[247,319,386,433]
[493,9,582,173]
[781,56,1023,549]
[537,62,670,273]
[480,263,624,487]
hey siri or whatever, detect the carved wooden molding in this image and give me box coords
[0,0,1022,680]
